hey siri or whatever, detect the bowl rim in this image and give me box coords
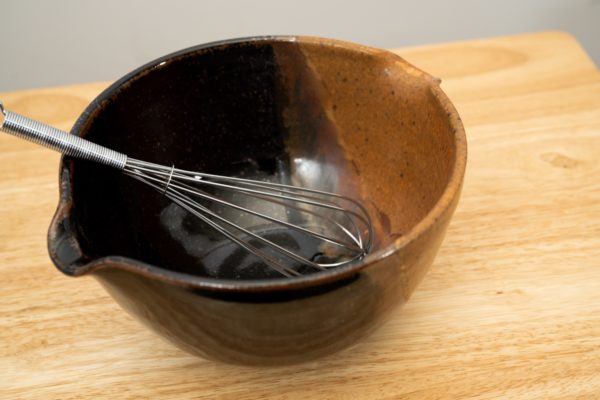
[48,35,467,292]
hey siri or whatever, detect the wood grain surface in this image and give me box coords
[1,31,599,399]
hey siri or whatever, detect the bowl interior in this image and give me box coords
[68,37,457,280]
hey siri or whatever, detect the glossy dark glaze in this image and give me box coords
[48,36,466,365]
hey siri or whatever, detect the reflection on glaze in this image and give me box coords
[159,200,331,279]
[292,157,339,191]
[159,203,213,260]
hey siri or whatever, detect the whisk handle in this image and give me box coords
[0,102,127,169]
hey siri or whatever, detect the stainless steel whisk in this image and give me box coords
[0,102,372,277]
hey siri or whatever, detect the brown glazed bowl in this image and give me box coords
[48,36,466,365]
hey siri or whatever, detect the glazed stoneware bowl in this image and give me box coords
[48,36,466,365]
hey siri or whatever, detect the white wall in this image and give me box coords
[1,0,598,91]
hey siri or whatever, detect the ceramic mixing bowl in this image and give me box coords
[48,36,466,365]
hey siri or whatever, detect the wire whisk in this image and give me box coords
[0,102,372,277]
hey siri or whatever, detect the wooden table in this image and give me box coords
[1,32,599,399]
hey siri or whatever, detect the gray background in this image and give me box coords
[1,0,598,91]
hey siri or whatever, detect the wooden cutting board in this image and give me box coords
[1,31,599,399]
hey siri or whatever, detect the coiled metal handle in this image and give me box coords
[0,101,127,170]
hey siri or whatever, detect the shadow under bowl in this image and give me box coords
[48,36,466,365]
